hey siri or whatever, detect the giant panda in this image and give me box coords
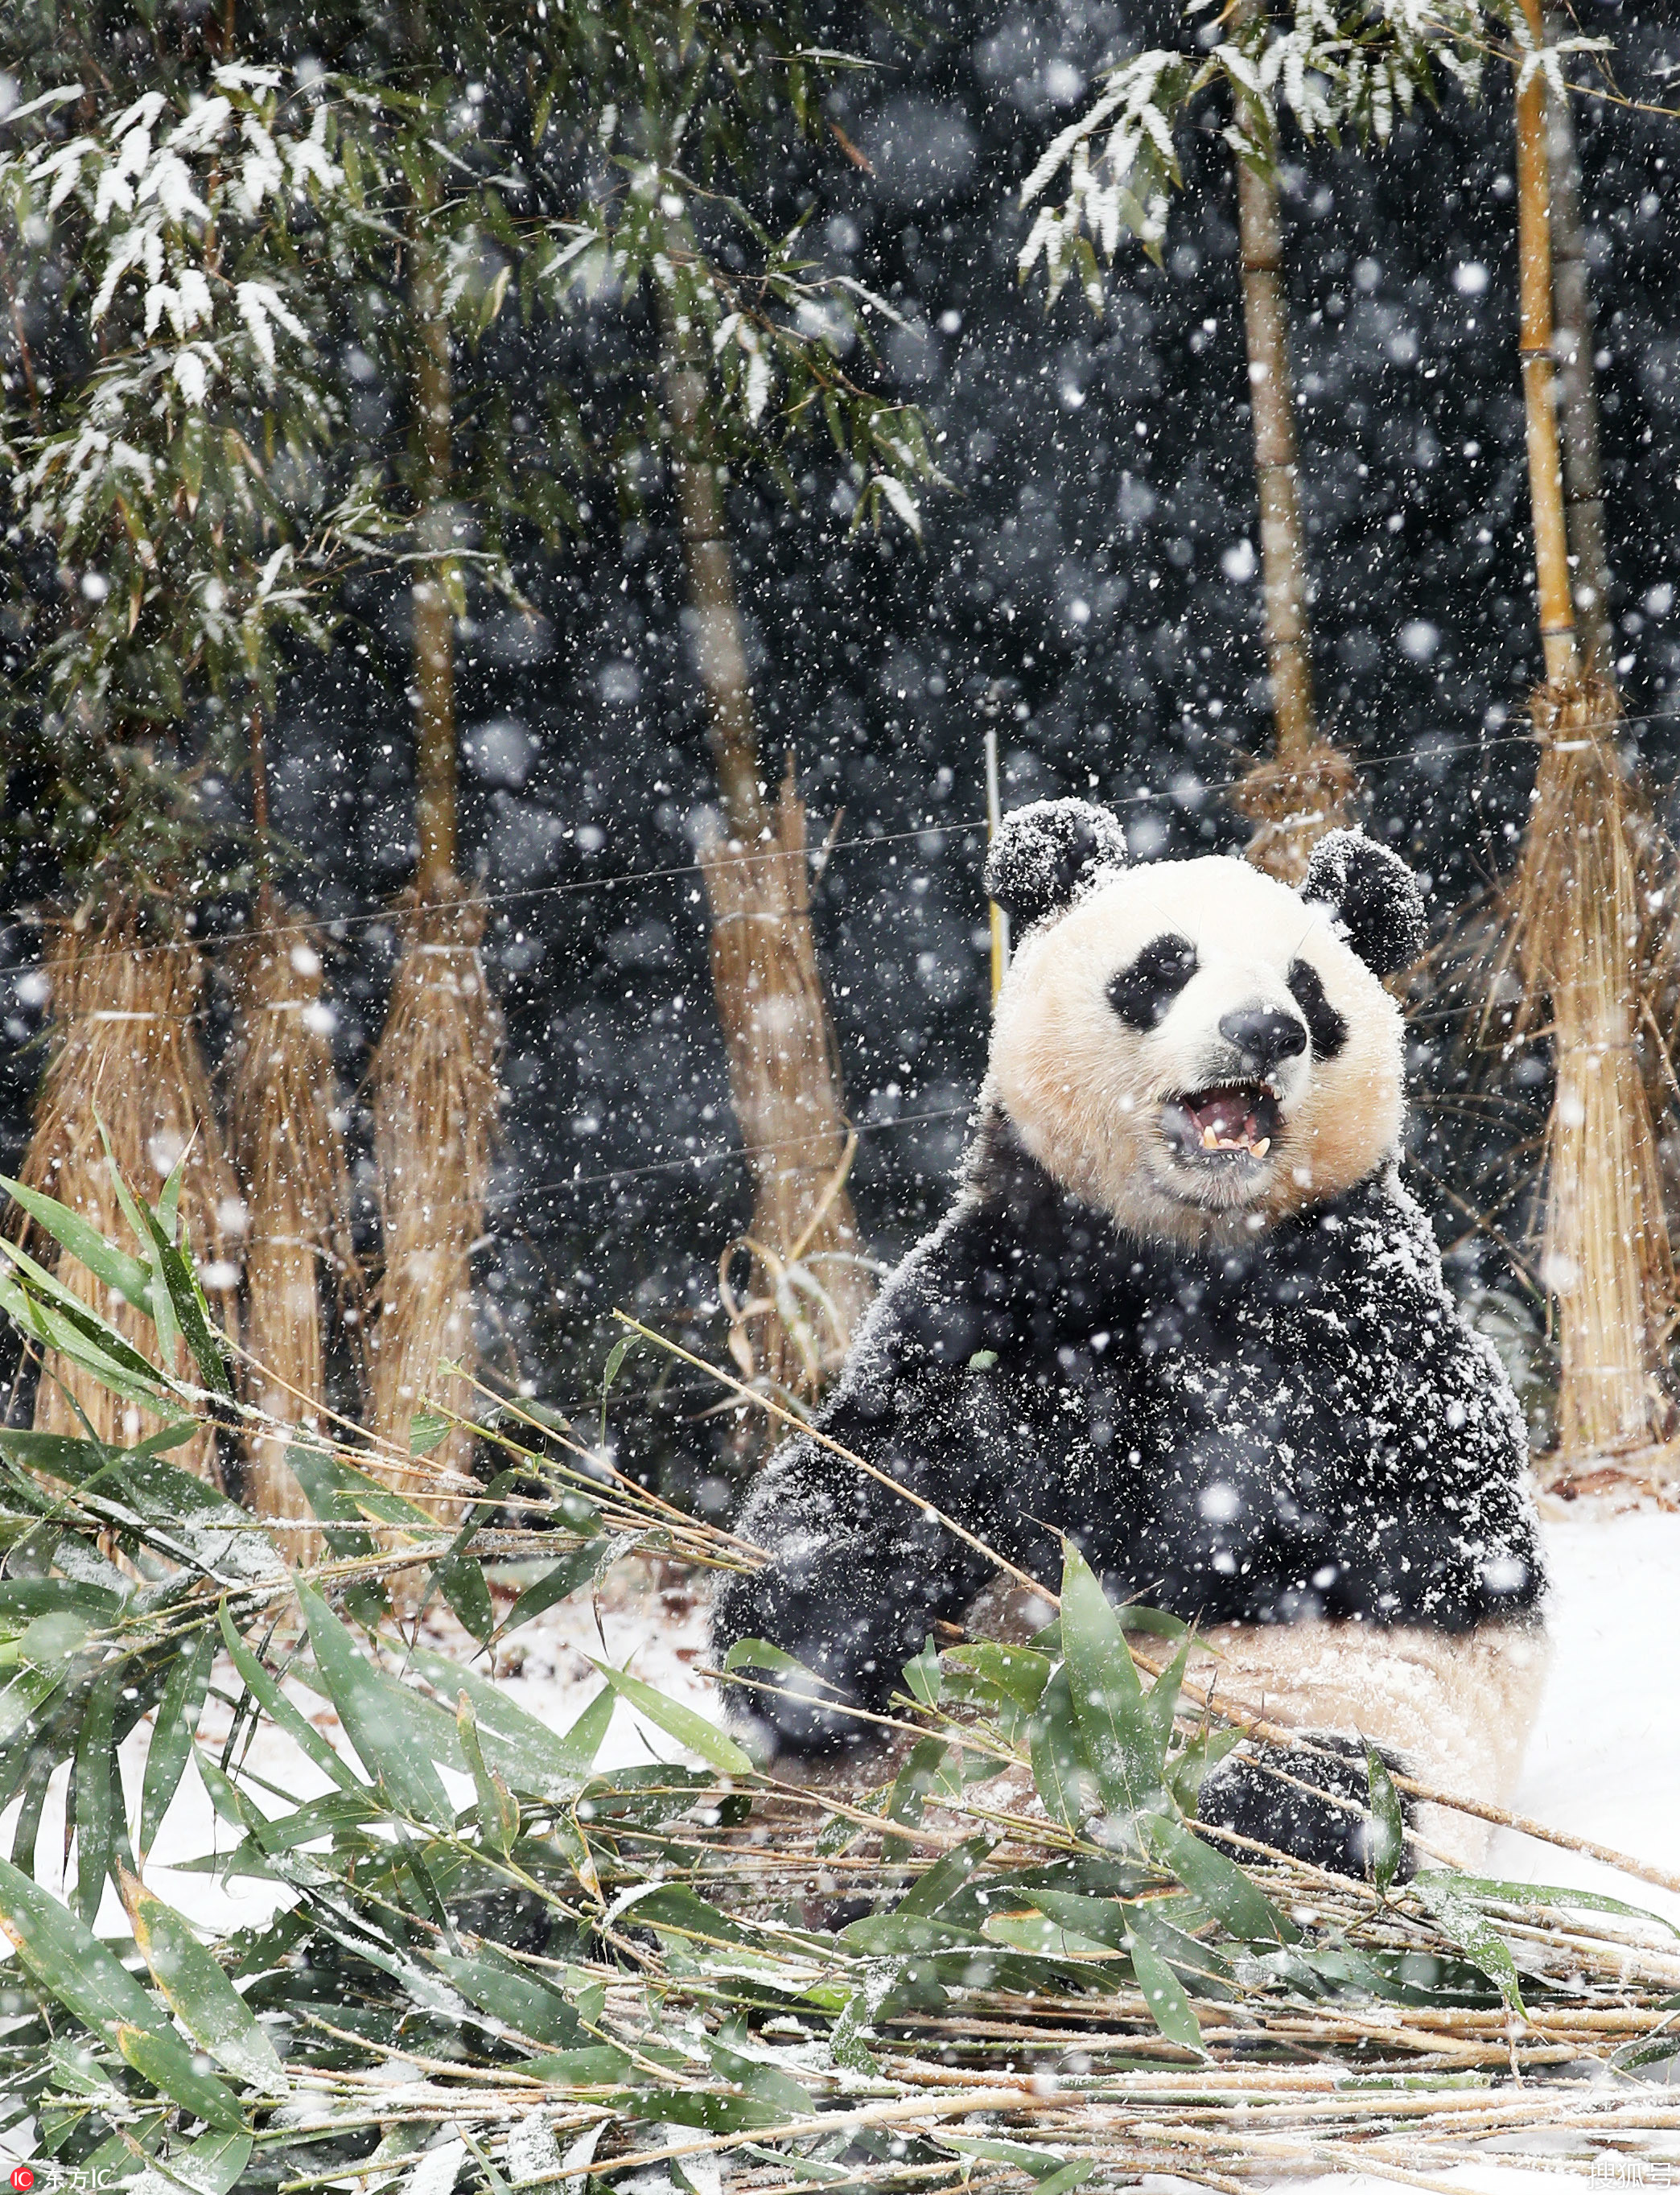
[712,800,1547,1875]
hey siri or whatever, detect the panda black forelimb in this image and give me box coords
[1196,1732,1421,1884]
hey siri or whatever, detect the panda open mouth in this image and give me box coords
[1163,1084,1282,1163]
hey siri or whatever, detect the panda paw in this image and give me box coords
[1196,1730,1417,1884]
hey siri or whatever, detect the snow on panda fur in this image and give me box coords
[712,801,1547,1876]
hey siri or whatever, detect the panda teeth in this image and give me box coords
[1201,1126,1219,1150]
[1253,1136,1270,1158]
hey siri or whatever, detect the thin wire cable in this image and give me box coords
[0,727,1563,983]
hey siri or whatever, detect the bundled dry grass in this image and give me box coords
[16,904,240,1480]
[1226,739,1358,884]
[229,911,357,1561]
[1494,677,1680,1481]
[364,876,499,1515]
[701,766,877,1413]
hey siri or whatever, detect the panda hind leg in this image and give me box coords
[1196,1732,1418,1884]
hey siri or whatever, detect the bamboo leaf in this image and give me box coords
[0,1853,243,2128]
[297,1583,455,1826]
[585,1659,754,1776]
[218,1600,364,1799]
[1125,1917,1204,2054]
[0,1172,152,1312]
[496,1531,625,1640]
[1143,1812,1293,1946]
[1027,1661,1089,1831]
[72,1661,125,1925]
[404,1641,613,1802]
[1366,1744,1406,1892]
[121,1868,285,2091]
[140,1630,215,1859]
[1410,1875,1529,2017]
[1059,1542,1163,1822]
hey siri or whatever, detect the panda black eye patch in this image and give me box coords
[1287,957,1349,1059]
[1109,934,1198,1029]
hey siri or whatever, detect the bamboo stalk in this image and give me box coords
[1544,4,1613,673]
[364,195,500,1515]
[1517,0,1579,686]
[1224,129,1356,883]
[662,329,873,1411]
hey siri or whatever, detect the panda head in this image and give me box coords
[983,799,1427,1249]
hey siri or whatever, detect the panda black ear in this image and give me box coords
[984,798,1128,935]
[1301,829,1427,978]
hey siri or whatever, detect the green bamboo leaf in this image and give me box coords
[1027,1661,1089,1831]
[140,1630,215,1859]
[0,1172,151,1312]
[116,2021,246,2131]
[941,1640,1051,1714]
[585,1658,753,1776]
[297,1583,455,1825]
[1126,1918,1204,2054]
[0,1663,64,1748]
[74,1662,132,1928]
[1410,1875,1529,2017]
[1143,1812,1293,1946]
[456,1692,518,1857]
[121,1868,285,2091]
[1059,1542,1163,1821]
[130,1192,233,1398]
[496,1531,624,1640]
[217,1600,363,1799]
[0,1853,243,2129]
[405,1641,612,1802]
[409,1408,452,1456]
[1366,1745,1406,1892]
[430,1944,584,2048]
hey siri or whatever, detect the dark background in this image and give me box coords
[3,0,1674,1490]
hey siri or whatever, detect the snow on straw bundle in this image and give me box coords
[700,764,877,1411]
[1494,0,1680,1484]
[365,876,499,1513]
[230,913,356,1563]
[16,905,241,1480]
[1497,681,1679,1480]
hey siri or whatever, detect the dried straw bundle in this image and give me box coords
[701,768,876,1413]
[365,878,499,1514]
[18,906,241,1480]
[1226,739,1357,885]
[1497,677,1678,1480]
[230,914,356,1562]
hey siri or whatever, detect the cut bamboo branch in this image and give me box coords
[662,332,873,1412]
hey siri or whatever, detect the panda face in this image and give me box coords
[989,855,1406,1250]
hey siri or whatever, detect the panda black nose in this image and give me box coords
[1219,1007,1308,1073]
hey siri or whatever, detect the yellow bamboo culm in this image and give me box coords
[704,765,876,1410]
[18,907,241,1480]
[231,914,356,1561]
[366,879,499,1513]
[1224,150,1357,883]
